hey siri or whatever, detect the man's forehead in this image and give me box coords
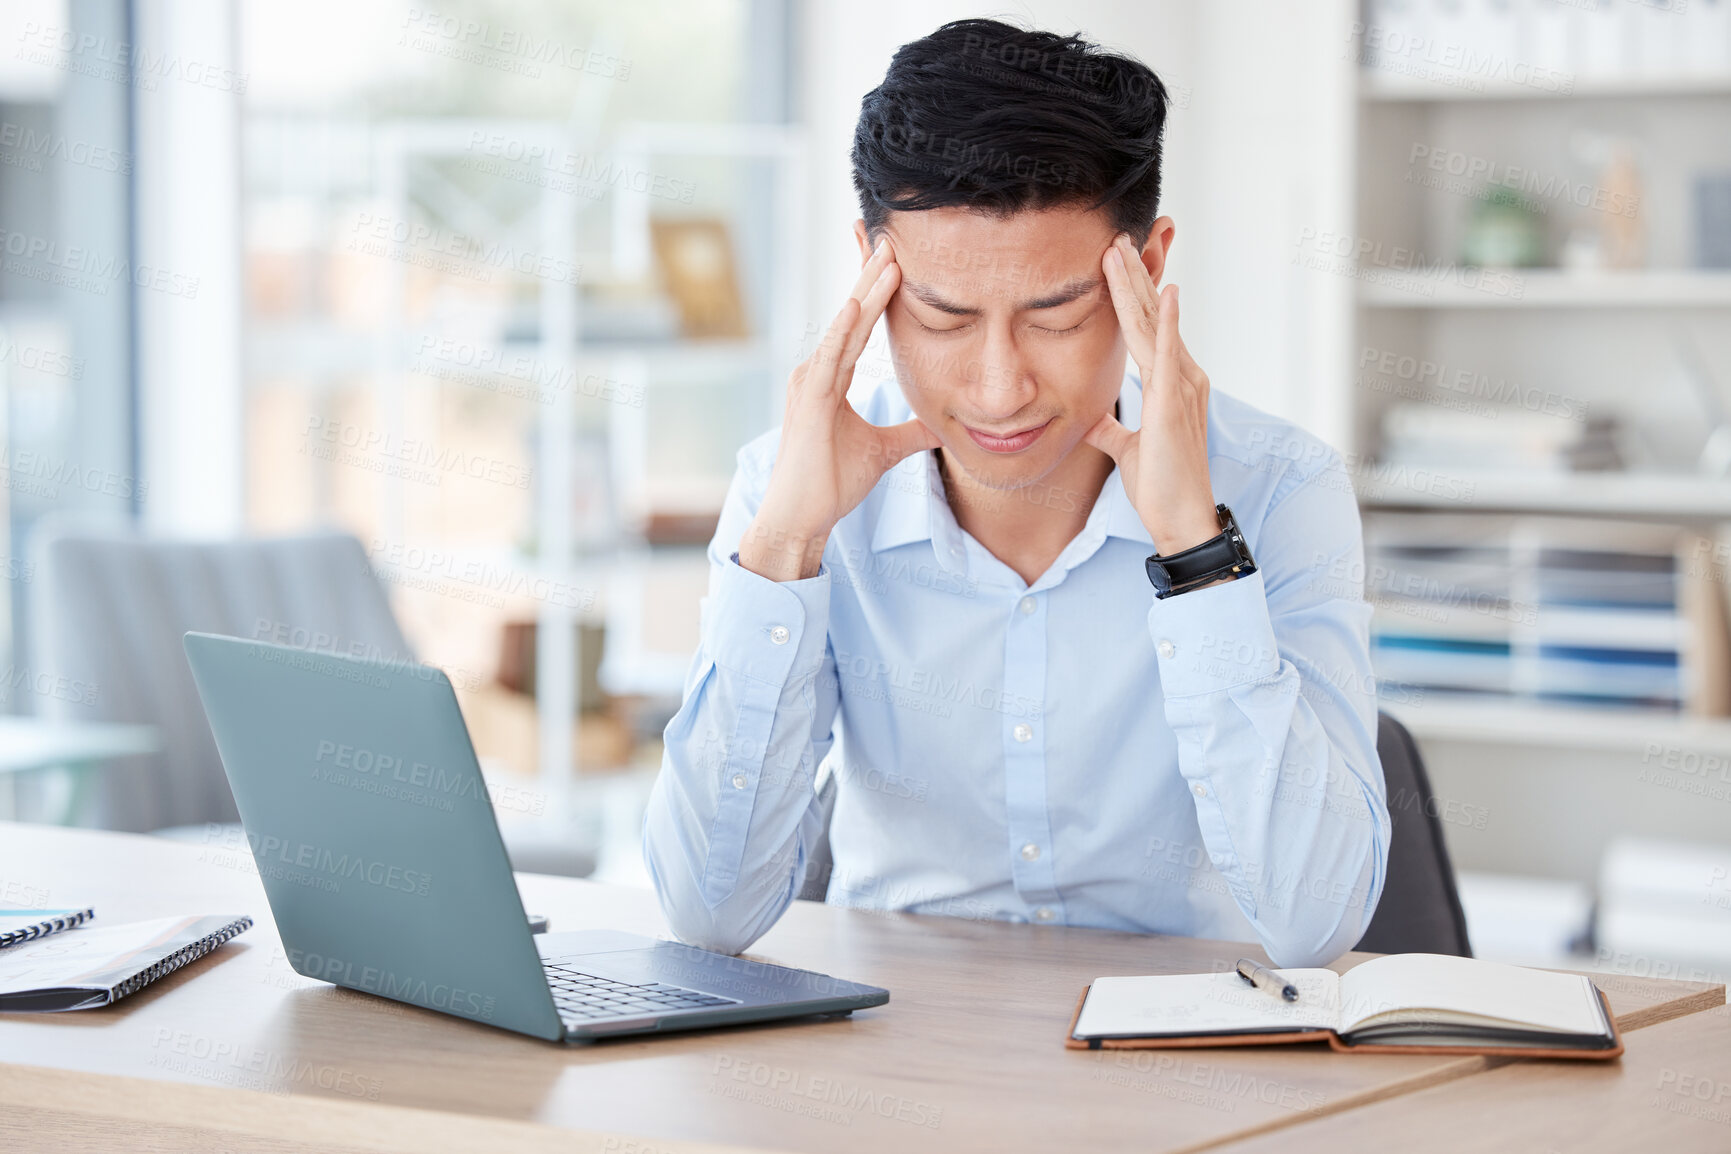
[887,208,1109,300]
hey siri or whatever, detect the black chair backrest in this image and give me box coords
[799,712,1472,958]
[797,771,838,903]
[1357,711,1473,957]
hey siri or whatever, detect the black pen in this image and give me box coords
[1235,957,1299,1002]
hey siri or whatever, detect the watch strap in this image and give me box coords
[1145,505,1257,598]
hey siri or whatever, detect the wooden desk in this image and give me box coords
[1215,1003,1731,1153]
[0,823,1722,1154]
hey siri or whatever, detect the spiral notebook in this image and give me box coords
[0,914,252,1012]
[0,907,95,949]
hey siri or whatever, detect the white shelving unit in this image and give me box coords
[1357,470,1731,518]
[1358,269,1731,309]
[365,119,588,804]
[355,118,806,788]
[1386,697,1731,754]
[602,122,805,536]
[1362,74,1731,104]
[1347,10,1731,888]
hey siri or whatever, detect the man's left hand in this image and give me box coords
[1084,233,1220,557]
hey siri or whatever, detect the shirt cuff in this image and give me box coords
[700,555,831,686]
[1146,570,1281,696]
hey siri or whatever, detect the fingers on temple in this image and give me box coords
[836,261,900,381]
[850,238,894,300]
[1103,246,1153,344]
[1116,235,1161,318]
[803,295,863,396]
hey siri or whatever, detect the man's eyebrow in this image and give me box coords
[901,276,1102,315]
[1022,276,1101,310]
[902,280,978,316]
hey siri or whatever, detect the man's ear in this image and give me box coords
[853,219,873,266]
[1138,216,1177,285]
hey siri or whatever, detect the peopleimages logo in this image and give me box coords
[286,948,497,1020]
[0,120,131,175]
[711,1055,945,1129]
[245,832,432,897]
[15,22,250,94]
[312,740,485,802]
[303,415,532,489]
[0,226,199,298]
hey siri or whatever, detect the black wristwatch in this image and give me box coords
[1144,505,1257,599]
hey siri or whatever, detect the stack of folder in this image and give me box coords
[1365,514,1728,714]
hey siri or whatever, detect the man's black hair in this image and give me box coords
[851,19,1169,246]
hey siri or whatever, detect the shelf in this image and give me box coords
[1356,469,1731,518]
[1384,698,1731,754]
[1361,71,1731,103]
[243,325,772,382]
[1357,270,1731,310]
[540,338,772,378]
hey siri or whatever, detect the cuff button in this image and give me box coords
[769,625,790,645]
[1158,639,1176,659]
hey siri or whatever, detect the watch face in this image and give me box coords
[1144,556,1173,594]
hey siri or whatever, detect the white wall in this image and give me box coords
[796,0,1357,448]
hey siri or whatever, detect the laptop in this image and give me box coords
[183,632,888,1043]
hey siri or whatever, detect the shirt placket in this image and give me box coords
[1003,585,1062,924]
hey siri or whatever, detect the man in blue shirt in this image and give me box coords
[644,19,1388,968]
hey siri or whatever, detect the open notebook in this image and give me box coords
[0,914,252,1012]
[1067,953,1622,1059]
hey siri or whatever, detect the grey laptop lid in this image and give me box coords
[183,632,565,1041]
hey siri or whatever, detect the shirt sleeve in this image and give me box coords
[641,445,842,955]
[1145,456,1389,967]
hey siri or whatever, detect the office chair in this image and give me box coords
[1356,710,1473,956]
[796,711,1473,958]
[27,528,416,833]
[27,526,597,877]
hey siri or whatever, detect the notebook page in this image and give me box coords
[1073,969,1341,1038]
[0,916,215,994]
[1338,954,1606,1037]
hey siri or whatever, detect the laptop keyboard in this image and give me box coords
[543,962,740,1022]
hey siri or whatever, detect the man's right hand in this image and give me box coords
[738,237,939,582]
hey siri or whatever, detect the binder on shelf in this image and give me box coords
[1363,513,1731,717]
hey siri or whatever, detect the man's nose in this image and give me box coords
[968,322,1036,417]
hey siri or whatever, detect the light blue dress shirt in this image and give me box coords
[643,371,1388,967]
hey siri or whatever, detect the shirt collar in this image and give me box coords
[868,372,1154,554]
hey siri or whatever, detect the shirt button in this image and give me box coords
[1158,639,1176,659]
[769,626,790,645]
[1034,907,1056,922]
[732,773,748,790]
[1193,782,1207,798]
[1020,843,1041,861]
[1012,723,1033,743]
[1018,596,1037,615]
